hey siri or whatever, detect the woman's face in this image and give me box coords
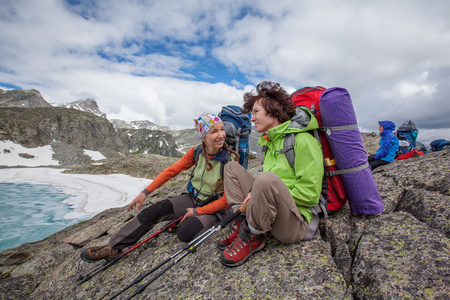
[379,124,384,133]
[203,122,226,152]
[251,100,281,133]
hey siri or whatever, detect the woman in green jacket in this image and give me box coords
[218,81,324,267]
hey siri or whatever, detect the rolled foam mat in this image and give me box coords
[320,87,383,214]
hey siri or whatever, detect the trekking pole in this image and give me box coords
[108,209,242,300]
[77,216,182,283]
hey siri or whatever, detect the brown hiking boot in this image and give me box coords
[80,245,121,263]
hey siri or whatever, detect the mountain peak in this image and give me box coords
[59,99,106,118]
[0,89,52,108]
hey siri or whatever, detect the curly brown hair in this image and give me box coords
[242,81,295,123]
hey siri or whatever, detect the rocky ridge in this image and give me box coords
[0,89,51,108]
[0,89,191,162]
[0,141,448,299]
[0,107,128,160]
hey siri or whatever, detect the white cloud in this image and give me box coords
[0,0,449,144]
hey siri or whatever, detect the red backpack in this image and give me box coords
[290,86,347,213]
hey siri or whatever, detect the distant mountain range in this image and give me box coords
[0,89,199,164]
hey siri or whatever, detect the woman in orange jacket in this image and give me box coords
[80,113,238,263]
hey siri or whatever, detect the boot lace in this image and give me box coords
[221,221,238,240]
[225,230,252,257]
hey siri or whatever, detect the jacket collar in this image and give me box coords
[198,147,229,162]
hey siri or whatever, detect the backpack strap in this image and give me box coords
[325,163,369,176]
[277,133,296,171]
[304,213,319,240]
[235,129,240,154]
[193,144,202,162]
[277,129,321,173]
[322,124,358,136]
[190,144,203,183]
[187,145,202,195]
[261,145,268,156]
[221,151,232,179]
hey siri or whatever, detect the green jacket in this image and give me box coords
[257,107,324,223]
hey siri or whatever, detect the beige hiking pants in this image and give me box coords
[224,162,308,244]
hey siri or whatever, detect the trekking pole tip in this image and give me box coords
[77,274,90,284]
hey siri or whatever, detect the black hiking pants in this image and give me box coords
[368,155,390,171]
[109,193,223,250]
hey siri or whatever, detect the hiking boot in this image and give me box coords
[80,245,121,263]
[219,221,265,267]
[217,219,241,250]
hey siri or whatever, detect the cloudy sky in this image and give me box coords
[1,0,449,145]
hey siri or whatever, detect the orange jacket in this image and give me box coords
[143,146,233,215]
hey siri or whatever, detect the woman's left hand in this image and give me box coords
[181,208,195,222]
[235,192,252,213]
[243,192,251,203]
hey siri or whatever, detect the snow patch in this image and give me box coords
[84,149,106,161]
[0,141,59,166]
[0,141,107,166]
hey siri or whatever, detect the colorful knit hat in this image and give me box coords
[194,113,222,140]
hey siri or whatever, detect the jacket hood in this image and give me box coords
[379,120,396,136]
[270,107,318,139]
[288,107,316,131]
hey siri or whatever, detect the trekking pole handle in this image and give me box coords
[219,209,242,229]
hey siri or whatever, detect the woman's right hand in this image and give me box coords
[127,192,147,211]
